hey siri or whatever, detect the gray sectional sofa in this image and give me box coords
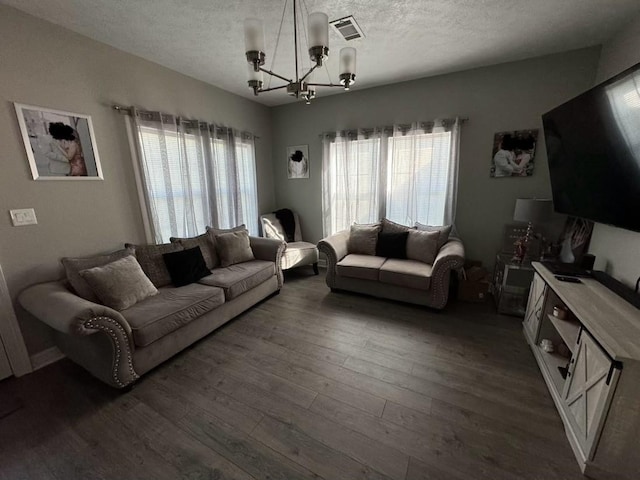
[19,232,284,389]
[318,221,465,309]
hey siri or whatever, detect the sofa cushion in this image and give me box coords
[376,231,409,259]
[381,218,414,234]
[125,242,184,288]
[336,254,386,281]
[379,259,433,291]
[79,256,158,310]
[282,241,319,270]
[198,259,275,300]
[415,223,452,250]
[121,283,225,347]
[163,247,211,287]
[348,223,381,256]
[170,232,219,269]
[62,247,136,303]
[215,230,255,267]
[406,229,440,265]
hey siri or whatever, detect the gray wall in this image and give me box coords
[0,6,274,355]
[588,14,640,288]
[271,48,600,267]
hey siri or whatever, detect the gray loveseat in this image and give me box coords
[318,224,465,309]
[19,234,284,389]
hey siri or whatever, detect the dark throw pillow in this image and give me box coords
[162,247,211,287]
[376,231,409,259]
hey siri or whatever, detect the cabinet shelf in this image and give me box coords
[536,344,568,394]
[547,314,580,354]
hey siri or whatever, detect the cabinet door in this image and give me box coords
[523,273,545,344]
[562,329,619,460]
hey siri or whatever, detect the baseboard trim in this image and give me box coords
[30,346,65,371]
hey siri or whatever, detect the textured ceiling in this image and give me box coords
[3,0,640,106]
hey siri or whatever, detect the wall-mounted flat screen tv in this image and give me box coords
[542,62,640,232]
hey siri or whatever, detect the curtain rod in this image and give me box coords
[112,104,260,139]
[317,117,469,137]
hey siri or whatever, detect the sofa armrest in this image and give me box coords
[429,239,465,309]
[19,281,139,387]
[250,236,285,288]
[317,230,350,289]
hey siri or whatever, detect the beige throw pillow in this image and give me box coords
[381,218,414,234]
[215,231,255,267]
[62,247,136,302]
[125,242,183,287]
[170,232,219,269]
[414,223,453,250]
[406,230,440,265]
[348,223,381,256]
[79,256,158,310]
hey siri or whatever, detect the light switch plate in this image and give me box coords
[9,208,37,226]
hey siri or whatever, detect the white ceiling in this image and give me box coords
[3,0,640,106]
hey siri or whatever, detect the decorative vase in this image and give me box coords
[559,236,575,264]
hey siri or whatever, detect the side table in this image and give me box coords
[492,253,535,317]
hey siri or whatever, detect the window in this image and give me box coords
[386,130,452,227]
[135,115,258,243]
[322,122,459,236]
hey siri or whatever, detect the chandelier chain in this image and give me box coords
[267,0,289,89]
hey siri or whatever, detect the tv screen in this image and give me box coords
[542,62,640,233]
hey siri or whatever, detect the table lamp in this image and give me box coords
[513,198,553,262]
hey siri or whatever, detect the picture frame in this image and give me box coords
[287,144,309,179]
[489,129,538,178]
[14,103,103,180]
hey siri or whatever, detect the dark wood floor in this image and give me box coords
[0,270,585,480]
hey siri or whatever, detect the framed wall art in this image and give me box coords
[14,103,103,180]
[287,144,309,179]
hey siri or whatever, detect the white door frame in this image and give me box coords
[0,263,32,377]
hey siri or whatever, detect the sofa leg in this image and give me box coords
[313,263,319,275]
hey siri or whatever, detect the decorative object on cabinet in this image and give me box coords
[512,198,552,263]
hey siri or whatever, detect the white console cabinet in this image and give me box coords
[524,263,640,479]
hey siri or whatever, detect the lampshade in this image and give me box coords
[308,12,329,48]
[247,64,263,82]
[513,198,553,224]
[339,47,356,75]
[244,19,265,52]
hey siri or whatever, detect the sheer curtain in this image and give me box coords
[321,129,385,236]
[133,110,259,242]
[322,119,461,236]
[386,119,460,227]
[210,126,259,235]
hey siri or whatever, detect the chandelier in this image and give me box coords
[243,0,357,104]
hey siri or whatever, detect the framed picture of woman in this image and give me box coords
[287,145,309,179]
[14,103,103,180]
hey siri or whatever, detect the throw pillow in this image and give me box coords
[215,231,255,267]
[348,223,381,256]
[170,232,219,269]
[61,247,136,302]
[79,256,157,310]
[125,242,184,288]
[162,247,211,287]
[414,223,453,250]
[406,230,440,265]
[376,231,409,259]
[381,218,414,234]
[206,224,247,236]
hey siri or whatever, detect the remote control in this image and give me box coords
[555,275,582,283]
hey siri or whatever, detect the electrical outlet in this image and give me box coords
[9,208,37,226]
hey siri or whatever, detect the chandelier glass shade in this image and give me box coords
[243,0,357,104]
